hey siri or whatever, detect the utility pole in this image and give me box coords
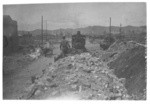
[46,20,47,41]
[109,17,111,36]
[41,16,43,47]
[119,23,122,34]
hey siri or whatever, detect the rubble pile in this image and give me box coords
[87,41,138,63]
[22,53,131,100]
[88,41,139,64]
[28,48,41,60]
[108,45,146,100]
[107,40,138,53]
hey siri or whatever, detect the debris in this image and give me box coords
[108,45,146,99]
[23,52,133,100]
[28,48,41,60]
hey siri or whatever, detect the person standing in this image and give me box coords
[54,36,70,62]
[72,31,86,51]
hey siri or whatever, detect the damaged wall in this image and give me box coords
[3,15,18,55]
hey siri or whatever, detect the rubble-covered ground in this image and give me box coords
[3,39,146,100]
[21,53,131,100]
[21,40,146,100]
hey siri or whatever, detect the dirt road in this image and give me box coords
[3,56,54,99]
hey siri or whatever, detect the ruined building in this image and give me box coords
[3,15,18,55]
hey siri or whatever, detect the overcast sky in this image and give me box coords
[3,3,146,31]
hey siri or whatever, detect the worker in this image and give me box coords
[72,31,86,51]
[54,36,70,61]
[60,36,70,57]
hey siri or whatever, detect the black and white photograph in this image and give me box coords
[2,2,147,100]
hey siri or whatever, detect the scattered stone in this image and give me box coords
[23,53,132,100]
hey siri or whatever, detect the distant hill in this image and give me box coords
[18,25,146,36]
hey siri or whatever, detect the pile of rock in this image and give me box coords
[107,40,138,53]
[28,48,41,60]
[22,53,131,100]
